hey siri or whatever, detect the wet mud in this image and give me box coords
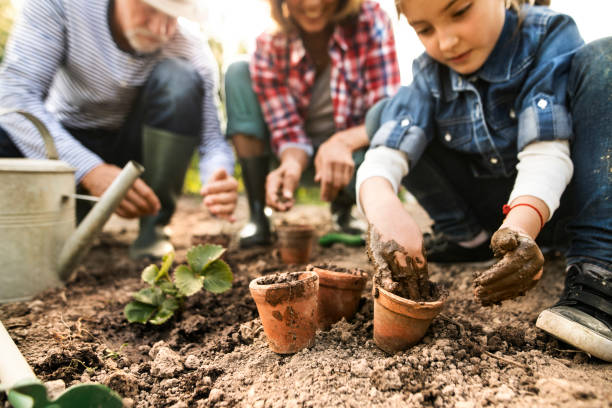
[366,226,436,302]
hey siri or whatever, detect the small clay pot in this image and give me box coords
[276,224,315,264]
[191,233,231,249]
[249,271,319,354]
[308,265,367,330]
[372,283,446,353]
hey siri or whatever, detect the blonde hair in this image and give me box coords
[269,0,364,33]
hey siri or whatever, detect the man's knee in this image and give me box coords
[147,58,203,106]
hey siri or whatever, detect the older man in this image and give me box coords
[0,0,238,258]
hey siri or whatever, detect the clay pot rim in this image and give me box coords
[309,266,367,290]
[276,224,315,233]
[249,270,318,291]
[373,283,446,319]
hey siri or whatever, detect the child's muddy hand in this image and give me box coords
[473,228,544,306]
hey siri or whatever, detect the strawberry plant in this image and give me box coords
[124,244,232,325]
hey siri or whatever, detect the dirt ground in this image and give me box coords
[1,195,611,408]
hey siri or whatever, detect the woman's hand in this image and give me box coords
[473,227,544,306]
[200,168,238,222]
[266,148,308,211]
[314,126,369,202]
[314,137,355,202]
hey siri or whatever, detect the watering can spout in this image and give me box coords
[57,161,144,280]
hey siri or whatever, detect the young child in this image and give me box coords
[357,0,611,361]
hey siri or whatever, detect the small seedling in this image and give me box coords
[104,343,128,360]
[124,244,233,325]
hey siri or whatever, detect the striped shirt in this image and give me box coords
[250,1,400,156]
[0,0,234,184]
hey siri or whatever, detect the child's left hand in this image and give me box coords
[473,228,544,305]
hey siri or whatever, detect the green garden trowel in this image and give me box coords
[0,321,122,408]
[318,232,365,247]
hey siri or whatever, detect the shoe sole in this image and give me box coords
[536,309,612,362]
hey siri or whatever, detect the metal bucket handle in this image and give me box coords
[0,109,59,160]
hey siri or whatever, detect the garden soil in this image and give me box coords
[1,196,610,408]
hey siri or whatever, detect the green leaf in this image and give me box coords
[174,264,204,297]
[141,264,159,285]
[158,280,179,296]
[156,252,175,282]
[124,301,157,323]
[187,244,226,274]
[132,287,164,306]
[203,260,233,294]
[149,298,180,325]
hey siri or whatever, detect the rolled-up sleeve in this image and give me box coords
[516,13,584,151]
[369,61,435,167]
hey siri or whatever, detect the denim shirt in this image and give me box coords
[371,6,584,178]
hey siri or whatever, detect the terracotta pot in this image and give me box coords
[308,265,367,330]
[249,271,319,354]
[276,224,315,264]
[190,233,231,249]
[372,283,446,353]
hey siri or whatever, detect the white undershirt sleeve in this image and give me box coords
[508,140,573,220]
[355,146,410,215]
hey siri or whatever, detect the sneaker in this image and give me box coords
[536,263,612,362]
[424,232,493,263]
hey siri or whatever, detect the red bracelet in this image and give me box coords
[503,203,544,230]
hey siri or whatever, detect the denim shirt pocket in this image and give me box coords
[436,116,474,150]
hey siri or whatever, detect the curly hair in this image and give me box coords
[268,0,364,33]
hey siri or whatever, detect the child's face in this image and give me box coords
[400,0,506,75]
[286,0,339,33]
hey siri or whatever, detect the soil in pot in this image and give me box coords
[249,271,319,354]
[366,226,447,353]
[276,224,315,264]
[306,264,367,330]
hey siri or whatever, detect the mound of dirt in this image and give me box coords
[1,196,609,407]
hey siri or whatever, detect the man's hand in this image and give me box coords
[314,136,355,202]
[473,228,544,306]
[200,168,238,222]
[80,163,160,219]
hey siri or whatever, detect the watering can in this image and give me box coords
[0,320,123,407]
[0,110,144,303]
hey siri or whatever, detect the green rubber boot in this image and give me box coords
[129,126,199,259]
[238,155,272,248]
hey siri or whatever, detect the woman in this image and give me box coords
[224,0,400,247]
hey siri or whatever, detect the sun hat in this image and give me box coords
[141,0,203,20]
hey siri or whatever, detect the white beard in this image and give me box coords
[125,28,169,54]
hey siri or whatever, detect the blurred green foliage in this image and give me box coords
[0,0,15,63]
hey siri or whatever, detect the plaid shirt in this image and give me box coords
[250,1,400,156]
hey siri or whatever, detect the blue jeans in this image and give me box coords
[366,38,612,268]
[0,58,203,166]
